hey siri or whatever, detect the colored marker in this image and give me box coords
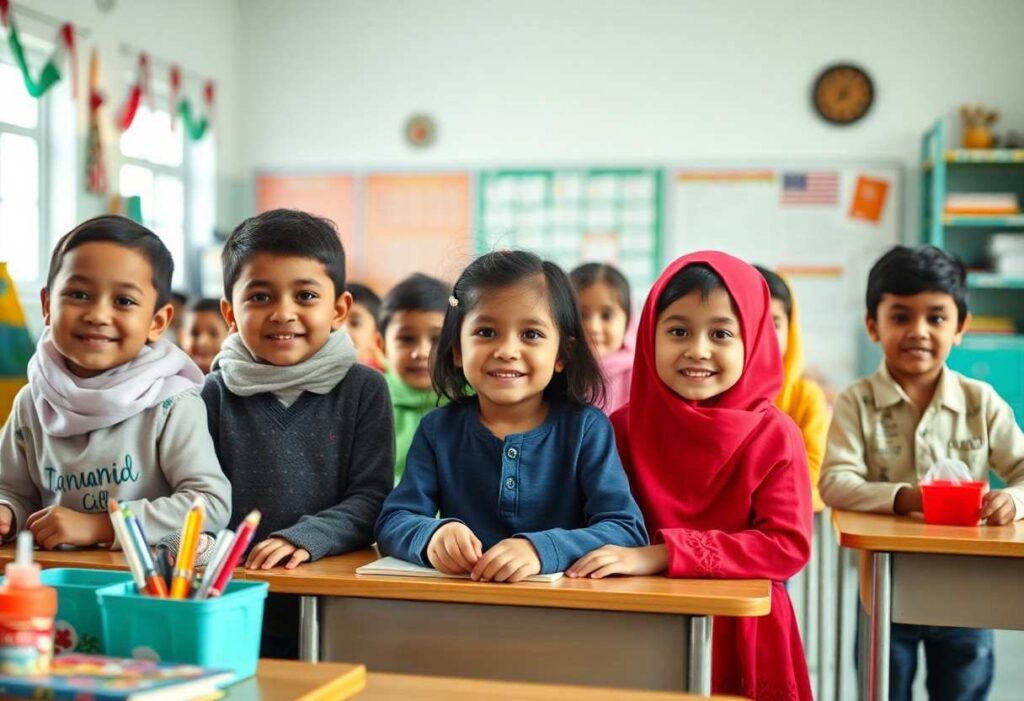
[107,500,146,592]
[121,506,168,598]
[195,529,234,599]
[169,499,205,599]
[207,510,261,598]
[155,543,173,588]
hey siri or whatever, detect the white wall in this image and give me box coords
[237,0,1024,238]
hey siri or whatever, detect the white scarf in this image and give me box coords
[27,328,204,438]
[212,329,357,406]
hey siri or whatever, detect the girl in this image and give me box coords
[568,251,813,700]
[375,250,647,581]
[570,263,634,414]
[755,265,829,512]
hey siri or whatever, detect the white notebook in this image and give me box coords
[356,555,564,583]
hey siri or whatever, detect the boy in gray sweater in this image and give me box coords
[202,209,393,657]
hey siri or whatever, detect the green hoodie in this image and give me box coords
[384,369,443,482]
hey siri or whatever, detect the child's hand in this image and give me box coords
[25,506,114,550]
[471,537,540,583]
[566,544,669,579]
[427,522,482,574]
[981,490,1016,525]
[0,505,13,537]
[245,537,311,570]
[893,486,923,515]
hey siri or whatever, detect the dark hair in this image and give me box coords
[753,265,792,319]
[656,263,730,315]
[347,282,382,325]
[866,245,968,323]
[569,263,632,325]
[185,297,223,315]
[221,209,346,300]
[171,290,189,306]
[46,215,174,309]
[379,274,450,334]
[432,250,605,407]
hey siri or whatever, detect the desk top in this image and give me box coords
[0,546,771,617]
[358,672,742,700]
[832,510,1024,557]
[227,660,365,700]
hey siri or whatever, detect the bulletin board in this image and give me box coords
[668,164,902,390]
[477,168,663,307]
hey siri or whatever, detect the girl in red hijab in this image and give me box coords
[568,251,813,700]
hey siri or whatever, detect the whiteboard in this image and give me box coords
[666,164,902,390]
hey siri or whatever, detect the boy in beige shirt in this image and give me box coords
[821,245,1024,700]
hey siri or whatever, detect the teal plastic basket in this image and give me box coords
[39,568,135,655]
[96,580,268,679]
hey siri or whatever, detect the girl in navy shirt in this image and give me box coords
[375,250,647,582]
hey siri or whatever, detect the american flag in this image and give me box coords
[781,172,839,206]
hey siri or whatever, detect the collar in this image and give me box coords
[869,361,964,413]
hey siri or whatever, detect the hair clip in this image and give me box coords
[448,295,459,308]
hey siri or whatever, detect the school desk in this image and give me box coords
[225,659,365,700]
[831,509,1024,701]
[357,672,745,700]
[242,549,771,696]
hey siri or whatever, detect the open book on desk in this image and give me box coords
[356,555,564,583]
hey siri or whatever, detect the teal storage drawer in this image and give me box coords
[947,346,1021,390]
[39,568,134,655]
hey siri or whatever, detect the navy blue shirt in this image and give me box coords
[375,400,648,573]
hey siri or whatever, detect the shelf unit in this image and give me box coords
[921,119,1024,426]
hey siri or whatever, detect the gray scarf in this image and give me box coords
[212,329,357,406]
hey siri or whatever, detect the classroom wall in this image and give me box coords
[236,0,1024,239]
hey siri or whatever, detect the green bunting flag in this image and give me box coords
[0,0,77,99]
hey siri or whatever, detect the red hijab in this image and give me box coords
[618,251,783,481]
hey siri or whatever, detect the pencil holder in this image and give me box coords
[38,569,134,656]
[96,580,268,679]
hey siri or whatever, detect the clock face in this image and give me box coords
[813,64,874,125]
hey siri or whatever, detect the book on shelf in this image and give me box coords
[944,193,1019,215]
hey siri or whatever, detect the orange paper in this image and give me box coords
[849,175,889,223]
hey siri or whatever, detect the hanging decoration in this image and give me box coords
[178,80,214,141]
[85,48,107,195]
[116,52,150,132]
[169,64,182,128]
[0,0,77,99]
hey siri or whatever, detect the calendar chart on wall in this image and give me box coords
[477,168,663,307]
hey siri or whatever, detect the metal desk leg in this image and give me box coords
[299,595,320,662]
[868,553,891,701]
[834,544,847,701]
[816,512,830,701]
[687,615,713,695]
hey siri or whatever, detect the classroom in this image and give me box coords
[1,1,1023,699]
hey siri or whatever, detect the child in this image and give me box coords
[570,263,634,414]
[755,265,829,512]
[0,215,230,548]
[179,298,230,374]
[346,282,386,371]
[376,250,647,581]
[203,208,394,657]
[379,273,448,481]
[820,245,1024,700]
[168,290,188,346]
[569,252,813,700]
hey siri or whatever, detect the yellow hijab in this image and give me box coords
[775,282,804,414]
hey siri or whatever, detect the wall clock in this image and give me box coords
[812,64,874,125]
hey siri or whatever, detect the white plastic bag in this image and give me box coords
[922,458,973,484]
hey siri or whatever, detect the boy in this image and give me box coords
[379,273,448,481]
[346,282,385,371]
[202,208,393,657]
[820,245,1024,700]
[0,215,230,548]
[179,298,230,374]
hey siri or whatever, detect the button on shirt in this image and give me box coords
[375,401,649,573]
[820,363,1024,518]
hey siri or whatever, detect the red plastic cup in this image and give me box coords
[920,480,986,526]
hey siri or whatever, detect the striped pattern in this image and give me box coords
[781,171,839,206]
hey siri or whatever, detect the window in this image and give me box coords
[0,60,47,286]
[119,102,188,287]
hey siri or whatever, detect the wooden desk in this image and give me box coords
[358,672,745,700]
[227,659,365,700]
[244,549,771,696]
[831,510,1024,701]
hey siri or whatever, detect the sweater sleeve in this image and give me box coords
[122,390,232,544]
[795,379,830,512]
[0,389,40,540]
[272,373,395,560]
[374,419,461,565]
[516,410,649,573]
[819,387,909,513]
[660,420,812,581]
[983,389,1024,521]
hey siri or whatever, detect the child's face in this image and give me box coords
[181,310,229,374]
[42,241,172,378]
[384,309,445,390]
[769,298,789,357]
[455,280,564,411]
[577,282,628,358]
[866,291,966,384]
[222,253,350,366]
[654,289,745,402]
[346,302,383,362]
